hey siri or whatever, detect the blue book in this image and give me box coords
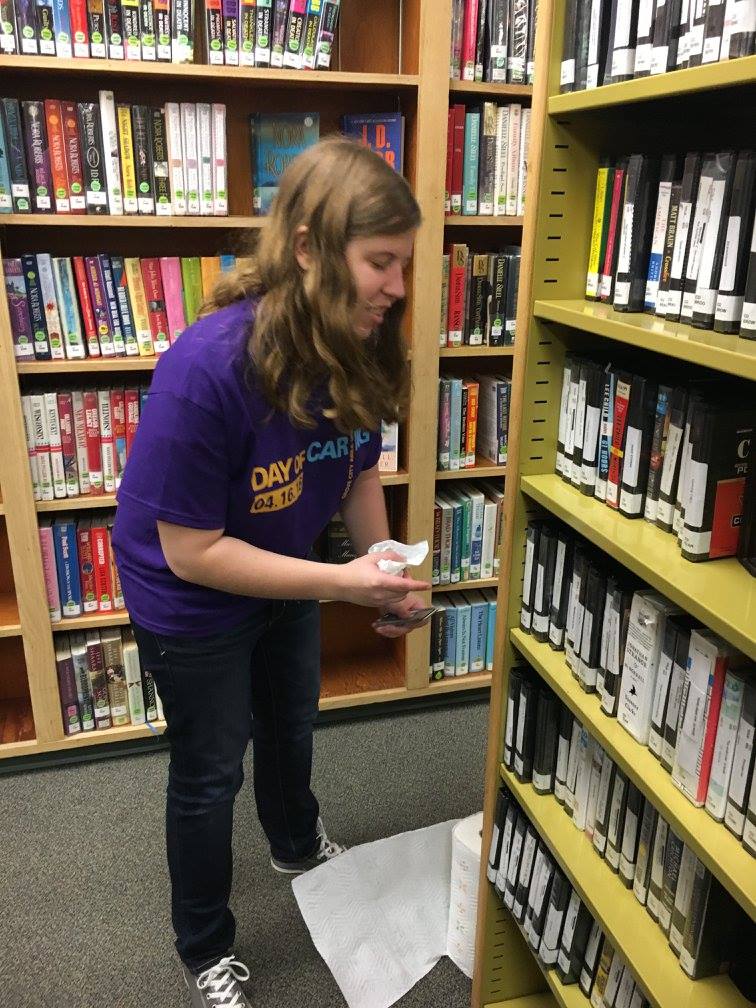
[453,597,471,675]
[446,488,472,582]
[439,493,463,583]
[496,377,510,463]
[0,109,12,212]
[462,110,480,215]
[51,0,72,56]
[484,590,497,671]
[53,518,81,618]
[219,254,236,271]
[340,112,405,175]
[449,377,463,470]
[139,387,149,413]
[99,256,125,355]
[250,112,320,215]
[109,256,137,356]
[442,599,457,678]
[465,591,489,673]
[20,254,51,360]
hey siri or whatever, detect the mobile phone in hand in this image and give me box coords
[373,607,437,630]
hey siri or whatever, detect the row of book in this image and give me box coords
[41,512,123,620]
[440,245,520,347]
[4,252,241,362]
[519,518,756,848]
[450,0,537,84]
[438,374,510,471]
[584,149,756,340]
[3,0,341,69]
[488,789,650,1004]
[561,0,756,93]
[55,627,164,737]
[556,356,755,563]
[21,387,146,501]
[445,102,529,217]
[433,480,505,585]
[0,95,227,217]
[498,673,752,983]
[429,589,497,679]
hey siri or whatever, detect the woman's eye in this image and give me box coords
[370,260,388,271]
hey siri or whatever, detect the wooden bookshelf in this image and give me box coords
[445,215,525,227]
[440,346,516,357]
[473,0,756,1004]
[437,459,508,479]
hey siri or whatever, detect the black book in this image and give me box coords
[504,249,520,344]
[563,717,584,817]
[665,151,703,321]
[726,0,756,55]
[548,529,573,650]
[503,811,528,910]
[19,254,49,359]
[686,0,708,66]
[644,153,681,313]
[494,800,519,896]
[1,99,30,213]
[508,0,529,83]
[486,252,509,346]
[556,890,594,984]
[680,865,742,979]
[633,0,656,74]
[525,0,537,82]
[532,688,560,794]
[585,0,612,86]
[514,671,538,782]
[430,607,446,679]
[538,868,570,968]
[692,150,737,329]
[660,618,696,771]
[741,212,756,339]
[487,0,510,82]
[659,827,685,935]
[701,0,726,62]
[669,844,699,954]
[613,154,660,312]
[76,102,108,215]
[565,545,588,676]
[570,358,589,487]
[714,151,756,334]
[618,374,657,518]
[595,365,616,502]
[20,100,51,214]
[655,385,688,532]
[680,400,755,562]
[679,152,725,325]
[600,584,632,717]
[105,0,125,58]
[618,781,644,887]
[574,0,593,89]
[595,573,615,698]
[475,0,488,79]
[648,612,682,756]
[504,666,523,770]
[513,826,539,921]
[578,919,604,996]
[655,181,683,317]
[643,384,674,525]
[150,108,171,214]
[131,105,155,215]
[592,747,616,858]
[561,355,582,481]
[577,563,605,693]
[580,361,603,496]
[650,0,682,72]
[139,0,156,59]
[736,460,756,575]
[603,0,640,83]
[671,0,690,68]
[520,521,541,632]
[532,524,556,642]
[467,253,491,342]
[646,815,669,922]
[487,786,512,883]
[605,767,629,873]
[527,853,556,951]
[87,0,107,57]
[554,704,574,805]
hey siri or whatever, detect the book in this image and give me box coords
[251,111,319,215]
[714,150,756,334]
[21,100,52,213]
[613,153,660,312]
[340,113,404,175]
[705,669,750,821]
[724,680,756,838]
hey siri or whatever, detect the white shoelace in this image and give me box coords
[196,956,251,1007]
[316,819,347,860]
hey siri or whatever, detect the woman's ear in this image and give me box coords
[294,225,311,271]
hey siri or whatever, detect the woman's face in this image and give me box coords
[344,230,416,338]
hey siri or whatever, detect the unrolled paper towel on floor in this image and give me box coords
[292,812,484,1008]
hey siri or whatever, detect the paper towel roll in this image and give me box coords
[446,811,484,979]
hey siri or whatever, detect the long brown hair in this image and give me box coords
[201,135,421,432]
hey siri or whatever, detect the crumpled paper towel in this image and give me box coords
[368,539,429,576]
[292,814,483,1008]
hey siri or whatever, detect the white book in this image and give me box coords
[584,744,604,839]
[460,483,485,579]
[724,682,756,837]
[196,103,214,217]
[164,103,187,216]
[52,257,86,360]
[35,254,66,360]
[564,718,584,817]
[494,105,510,217]
[98,90,124,216]
[480,496,497,579]
[692,170,730,319]
[180,102,201,216]
[43,391,67,499]
[378,420,399,473]
[211,103,228,216]
[505,104,522,217]
[71,391,91,496]
[516,107,530,217]
[705,669,747,821]
[617,591,679,745]
[572,729,594,832]
[21,396,42,500]
[123,639,146,725]
[29,394,54,501]
[646,816,669,921]
[97,389,116,493]
[512,829,538,919]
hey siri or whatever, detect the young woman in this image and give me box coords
[112,136,430,1008]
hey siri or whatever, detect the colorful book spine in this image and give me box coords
[39,522,61,619]
[98,90,124,216]
[314,0,338,67]
[211,103,227,215]
[222,0,238,64]
[255,0,273,65]
[53,519,82,617]
[71,392,91,494]
[160,256,187,343]
[151,107,172,215]
[72,255,101,356]
[77,522,97,610]
[52,0,73,57]
[121,0,140,58]
[270,0,287,65]
[83,390,104,493]
[69,0,90,54]
[22,100,53,213]
[124,257,155,354]
[205,0,223,62]
[85,255,115,356]
[301,0,321,69]
[60,101,86,213]
[16,0,39,52]
[35,253,65,359]
[239,0,256,66]
[87,0,107,56]
[141,257,171,352]
[77,101,108,214]
[97,390,116,492]
[105,0,125,57]
[53,256,86,359]
[20,253,51,360]
[4,260,34,360]
[109,255,139,355]
[283,0,305,67]
[164,102,186,215]
[154,0,170,58]
[56,392,79,496]
[99,254,127,355]
[44,100,70,213]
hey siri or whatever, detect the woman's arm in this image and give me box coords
[338,463,391,556]
[157,521,430,607]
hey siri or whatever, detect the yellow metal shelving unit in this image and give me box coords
[472,1,756,1005]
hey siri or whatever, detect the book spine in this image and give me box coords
[98,91,124,216]
[120,0,140,56]
[138,0,155,57]
[221,0,238,63]
[77,102,108,214]
[124,257,155,354]
[16,0,40,51]
[53,519,81,616]
[22,100,53,213]
[84,255,114,355]
[20,254,51,360]
[86,0,106,55]
[171,0,193,61]
[97,389,116,492]
[54,257,87,359]
[59,102,85,214]
[68,0,89,53]
[104,0,124,56]
[71,392,90,494]
[301,0,321,69]
[82,390,104,494]
[77,524,97,611]
[99,255,126,355]
[314,0,338,67]
[3,99,31,213]
[153,0,170,58]
[180,102,200,215]
[164,102,186,215]
[462,110,480,215]
[70,256,98,356]
[56,392,80,497]
[131,105,155,214]
[125,388,140,456]
[44,100,70,213]
[283,0,306,67]
[140,257,171,353]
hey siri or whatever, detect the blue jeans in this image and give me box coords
[132,599,321,974]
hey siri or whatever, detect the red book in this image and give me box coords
[599,164,627,303]
[91,522,114,612]
[464,379,479,467]
[77,518,98,612]
[124,388,140,458]
[44,100,70,214]
[56,392,79,497]
[140,258,171,354]
[68,0,90,56]
[108,520,125,609]
[450,104,466,214]
[446,243,468,346]
[72,256,100,357]
[697,655,727,805]
[82,389,103,495]
[110,388,127,487]
[445,108,454,216]
[461,0,479,80]
[606,375,632,509]
[60,101,86,214]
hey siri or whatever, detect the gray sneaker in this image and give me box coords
[182,955,252,1007]
[270,817,347,875]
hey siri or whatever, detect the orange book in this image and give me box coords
[44,100,70,213]
[463,379,479,468]
[200,256,221,298]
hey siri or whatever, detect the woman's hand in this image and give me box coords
[373,592,431,638]
[330,551,430,608]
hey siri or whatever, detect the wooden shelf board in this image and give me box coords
[450,80,533,99]
[319,650,405,702]
[36,494,118,512]
[2,214,262,229]
[444,215,524,227]
[548,56,756,114]
[534,299,756,382]
[0,697,35,746]
[511,627,756,920]
[18,358,159,373]
[499,768,750,1008]
[0,594,21,637]
[428,671,492,693]
[379,469,410,486]
[437,458,507,480]
[440,346,516,357]
[0,55,420,91]
[521,474,756,661]
[433,577,499,593]
[52,611,130,631]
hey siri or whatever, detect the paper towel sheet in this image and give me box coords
[292,819,459,1008]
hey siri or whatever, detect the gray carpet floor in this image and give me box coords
[0,699,489,1008]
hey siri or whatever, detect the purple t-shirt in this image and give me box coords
[112,298,381,636]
